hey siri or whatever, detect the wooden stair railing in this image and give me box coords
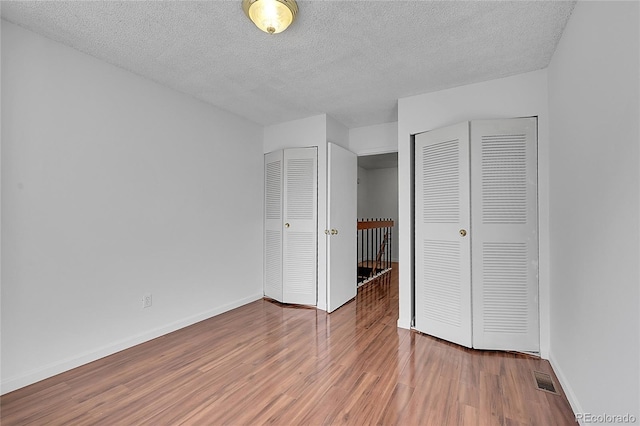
[357,218,394,285]
[372,231,389,275]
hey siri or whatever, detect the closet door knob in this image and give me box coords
[284,223,290,228]
[331,229,338,235]
[459,229,467,237]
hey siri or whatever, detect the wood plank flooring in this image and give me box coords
[1,265,576,425]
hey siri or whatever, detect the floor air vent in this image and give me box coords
[533,370,558,394]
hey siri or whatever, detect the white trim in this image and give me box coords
[549,353,581,424]
[354,147,398,157]
[0,293,263,395]
[397,318,411,330]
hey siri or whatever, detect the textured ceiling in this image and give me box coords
[1,1,575,129]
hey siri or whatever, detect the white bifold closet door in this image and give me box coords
[264,147,317,306]
[264,150,284,302]
[415,118,538,353]
[415,122,472,348]
[471,118,538,351]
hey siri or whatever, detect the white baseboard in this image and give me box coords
[0,293,263,395]
[397,317,411,330]
[549,352,582,424]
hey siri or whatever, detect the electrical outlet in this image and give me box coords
[142,293,152,308]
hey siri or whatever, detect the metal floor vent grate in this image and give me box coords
[532,370,558,394]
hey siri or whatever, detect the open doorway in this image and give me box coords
[357,152,399,285]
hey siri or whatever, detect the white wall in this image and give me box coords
[547,1,639,420]
[263,114,329,311]
[263,114,327,154]
[326,115,349,150]
[1,21,264,394]
[0,20,4,387]
[397,70,551,358]
[357,167,370,218]
[349,122,398,156]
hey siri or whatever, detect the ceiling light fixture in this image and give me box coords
[242,0,298,35]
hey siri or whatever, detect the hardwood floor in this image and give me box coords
[1,265,575,425]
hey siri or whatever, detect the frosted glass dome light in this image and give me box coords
[242,0,298,34]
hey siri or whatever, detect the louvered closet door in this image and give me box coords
[471,118,538,352]
[264,151,284,302]
[415,122,472,348]
[283,147,318,305]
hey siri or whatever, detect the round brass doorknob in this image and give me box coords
[331,229,338,235]
[459,229,467,237]
[284,223,290,228]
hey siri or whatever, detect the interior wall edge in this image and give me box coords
[548,352,582,421]
[354,147,398,157]
[397,318,411,330]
